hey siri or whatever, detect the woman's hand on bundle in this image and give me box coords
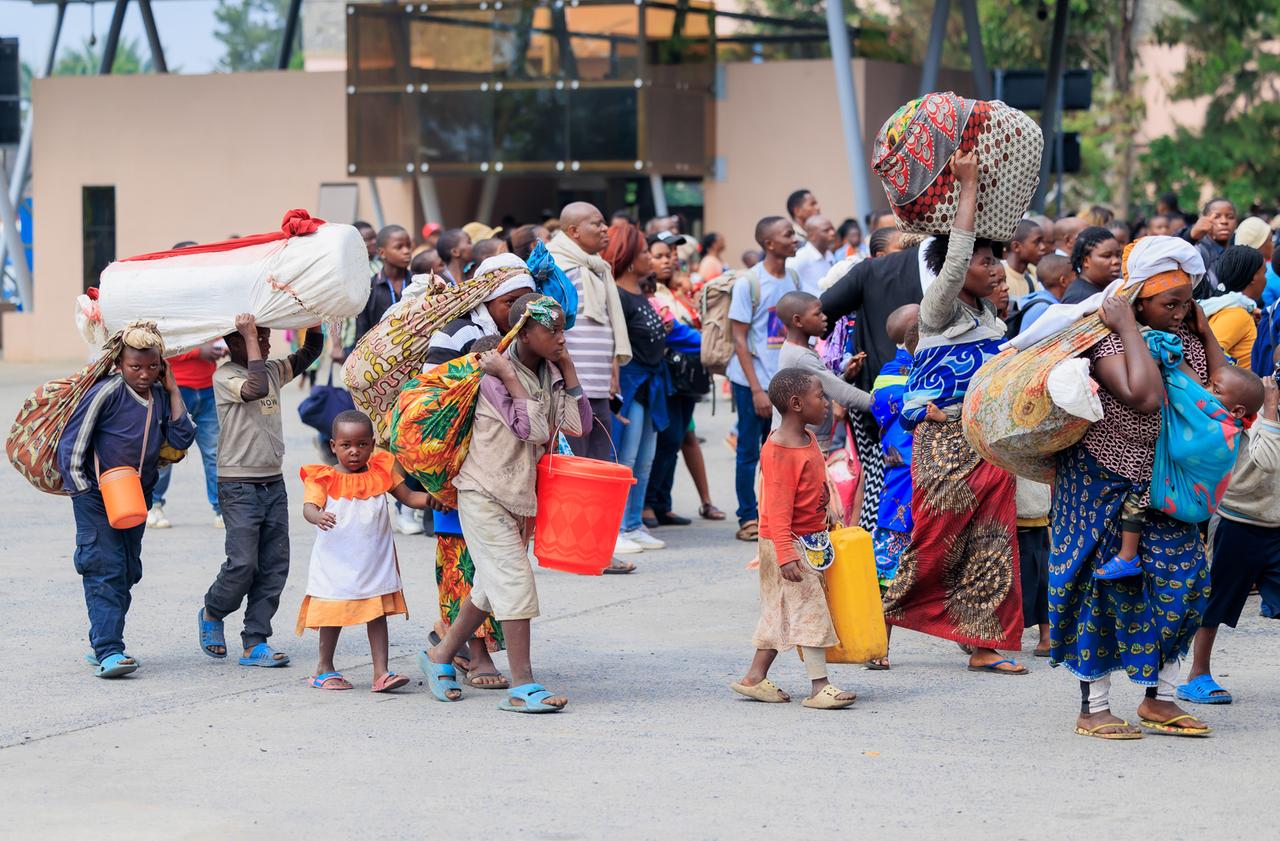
[1098,296,1137,333]
[951,148,979,188]
[779,560,804,582]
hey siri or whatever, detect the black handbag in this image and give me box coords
[666,348,711,396]
[298,366,356,437]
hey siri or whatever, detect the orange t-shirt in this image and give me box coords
[758,432,829,564]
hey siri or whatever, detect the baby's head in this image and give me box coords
[886,303,921,354]
[768,367,827,426]
[470,334,501,354]
[511,293,567,362]
[330,410,376,472]
[776,291,826,339]
[1210,366,1265,420]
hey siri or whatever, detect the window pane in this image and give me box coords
[417,90,493,164]
[494,88,565,163]
[569,88,637,161]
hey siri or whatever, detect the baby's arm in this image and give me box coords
[303,502,336,531]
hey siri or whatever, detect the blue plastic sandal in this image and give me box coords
[86,652,141,668]
[93,652,139,679]
[418,650,462,702]
[499,682,566,714]
[1095,555,1143,580]
[238,643,290,668]
[198,608,227,659]
[1177,673,1233,705]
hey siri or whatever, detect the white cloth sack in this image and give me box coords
[78,223,370,354]
[1046,358,1104,421]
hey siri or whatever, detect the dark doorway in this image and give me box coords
[82,186,116,292]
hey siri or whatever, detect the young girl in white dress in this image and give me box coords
[296,410,436,692]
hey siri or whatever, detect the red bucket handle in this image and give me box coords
[547,414,619,475]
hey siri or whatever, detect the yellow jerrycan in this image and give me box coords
[824,526,889,663]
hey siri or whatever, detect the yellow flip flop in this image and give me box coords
[802,684,856,710]
[730,678,789,703]
[1139,714,1212,737]
[1074,720,1143,740]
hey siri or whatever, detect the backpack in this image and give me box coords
[698,266,800,376]
[6,354,116,495]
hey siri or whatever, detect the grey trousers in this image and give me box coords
[566,397,615,462]
[205,479,290,649]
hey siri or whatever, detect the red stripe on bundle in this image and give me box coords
[118,209,327,263]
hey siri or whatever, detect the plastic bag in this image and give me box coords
[526,241,577,331]
[1046,358,1103,421]
[1147,331,1242,523]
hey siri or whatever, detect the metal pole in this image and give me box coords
[277,0,303,70]
[959,0,992,100]
[0,0,65,306]
[0,180,33,312]
[918,0,950,97]
[99,0,129,75]
[417,175,443,227]
[137,0,168,73]
[826,0,873,226]
[649,174,669,217]
[1032,0,1069,212]
[366,177,386,229]
[476,174,500,225]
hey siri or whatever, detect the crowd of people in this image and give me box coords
[55,173,1280,728]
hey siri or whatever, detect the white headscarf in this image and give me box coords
[474,253,535,302]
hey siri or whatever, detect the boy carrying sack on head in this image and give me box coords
[421,294,592,713]
[732,367,858,710]
[58,323,197,678]
[198,313,323,667]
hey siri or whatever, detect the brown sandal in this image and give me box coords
[699,503,726,521]
[735,519,759,541]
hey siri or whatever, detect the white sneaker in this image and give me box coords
[146,505,171,529]
[623,528,665,550]
[212,513,224,530]
[614,534,644,554]
[394,506,424,535]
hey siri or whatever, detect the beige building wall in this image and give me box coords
[704,58,975,257]
[4,70,414,363]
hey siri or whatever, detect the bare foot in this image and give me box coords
[968,648,1027,673]
[1076,710,1141,738]
[508,690,568,710]
[1137,698,1207,731]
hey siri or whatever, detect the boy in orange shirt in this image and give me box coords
[731,368,857,710]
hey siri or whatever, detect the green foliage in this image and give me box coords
[213,0,303,72]
[53,37,153,76]
[1140,0,1280,210]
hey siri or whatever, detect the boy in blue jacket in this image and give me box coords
[58,325,196,678]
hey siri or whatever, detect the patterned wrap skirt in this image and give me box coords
[435,533,505,650]
[1048,445,1208,684]
[882,419,1023,649]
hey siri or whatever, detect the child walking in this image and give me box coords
[421,294,592,712]
[732,368,857,710]
[198,313,323,667]
[58,322,197,678]
[296,410,436,692]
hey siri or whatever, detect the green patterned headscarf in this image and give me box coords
[523,295,562,330]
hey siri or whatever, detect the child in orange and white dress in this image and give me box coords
[296,409,438,692]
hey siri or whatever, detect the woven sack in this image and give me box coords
[872,92,1042,241]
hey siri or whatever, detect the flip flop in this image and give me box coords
[463,670,510,690]
[802,684,856,710]
[1139,714,1212,737]
[864,657,891,671]
[1176,674,1233,705]
[93,652,138,679]
[1074,720,1143,740]
[371,672,410,693]
[499,682,566,713]
[239,643,290,668]
[1034,648,1052,658]
[730,678,790,703]
[418,651,462,702]
[311,671,352,690]
[198,608,227,659]
[604,561,636,575]
[967,658,1028,675]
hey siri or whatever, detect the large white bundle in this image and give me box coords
[77,211,370,353]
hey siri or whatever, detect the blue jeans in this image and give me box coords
[732,383,772,525]
[153,385,220,513]
[617,397,658,533]
[72,491,145,660]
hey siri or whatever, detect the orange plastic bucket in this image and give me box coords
[99,466,148,529]
[533,453,635,575]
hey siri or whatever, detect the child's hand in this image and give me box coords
[306,509,336,531]
[779,560,804,582]
[1263,376,1278,419]
[752,387,773,419]
[924,402,948,423]
[163,361,180,395]
[842,352,866,382]
[478,349,515,379]
[234,312,258,338]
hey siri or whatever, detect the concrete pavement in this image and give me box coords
[1,360,1276,840]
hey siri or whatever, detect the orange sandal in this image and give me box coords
[371,672,410,693]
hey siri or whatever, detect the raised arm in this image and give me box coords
[918,151,978,331]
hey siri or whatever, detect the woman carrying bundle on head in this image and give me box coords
[879,150,1029,676]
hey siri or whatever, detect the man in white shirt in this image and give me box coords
[786,189,821,244]
[788,214,838,295]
